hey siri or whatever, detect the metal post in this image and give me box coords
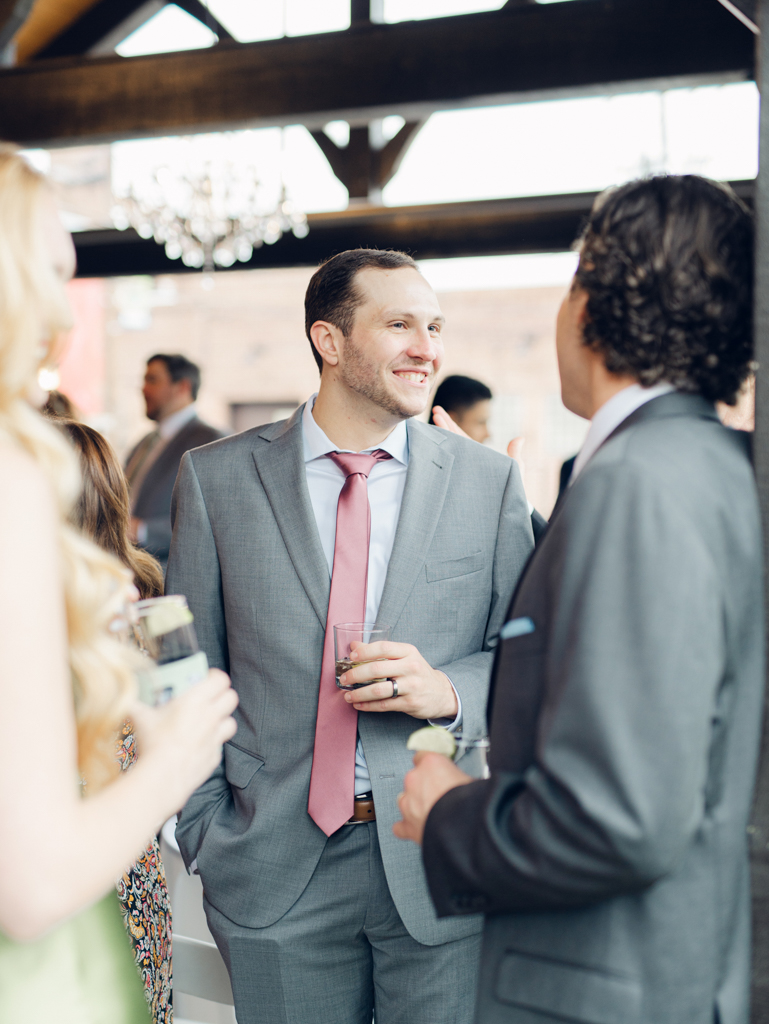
[753,2,769,1018]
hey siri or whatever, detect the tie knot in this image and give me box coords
[327,449,391,480]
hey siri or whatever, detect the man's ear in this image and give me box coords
[310,321,342,369]
[174,377,194,401]
[574,287,590,326]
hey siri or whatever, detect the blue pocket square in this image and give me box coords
[500,617,536,640]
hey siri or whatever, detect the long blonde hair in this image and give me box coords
[0,144,136,790]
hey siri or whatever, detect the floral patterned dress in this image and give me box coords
[116,723,173,1024]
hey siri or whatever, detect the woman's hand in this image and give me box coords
[431,404,469,438]
[433,405,526,481]
[128,668,238,815]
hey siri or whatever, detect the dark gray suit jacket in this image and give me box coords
[166,409,534,945]
[423,393,764,1024]
[126,415,224,562]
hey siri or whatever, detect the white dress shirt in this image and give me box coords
[158,401,198,441]
[302,395,460,796]
[569,383,676,485]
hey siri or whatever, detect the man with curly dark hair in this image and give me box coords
[396,175,764,1024]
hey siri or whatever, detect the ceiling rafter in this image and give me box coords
[310,120,427,202]
[0,0,754,148]
[72,180,756,277]
[28,0,232,62]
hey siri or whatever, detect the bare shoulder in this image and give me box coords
[0,442,55,510]
[0,443,58,576]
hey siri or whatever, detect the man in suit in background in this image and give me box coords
[125,353,224,565]
[396,176,764,1024]
[166,249,534,1024]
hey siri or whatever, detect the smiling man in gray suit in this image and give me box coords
[397,177,764,1024]
[166,249,534,1024]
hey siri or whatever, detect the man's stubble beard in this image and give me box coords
[340,334,428,421]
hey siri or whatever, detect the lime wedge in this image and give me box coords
[144,603,194,638]
[406,726,456,759]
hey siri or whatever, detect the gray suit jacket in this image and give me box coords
[166,407,534,945]
[423,393,765,1023]
[126,415,225,561]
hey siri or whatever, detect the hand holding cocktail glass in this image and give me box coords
[393,726,486,846]
[124,594,239,802]
[336,627,460,721]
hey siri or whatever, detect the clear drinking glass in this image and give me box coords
[131,594,209,705]
[334,622,392,690]
[453,735,491,779]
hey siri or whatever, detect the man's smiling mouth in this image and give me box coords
[393,370,429,385]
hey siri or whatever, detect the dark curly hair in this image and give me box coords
[575,175,753,405]
[304,249,418,372]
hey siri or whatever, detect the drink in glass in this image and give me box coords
[334,622,392,690]
[132,594,208,704]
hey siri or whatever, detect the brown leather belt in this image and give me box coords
[347,794,376,823]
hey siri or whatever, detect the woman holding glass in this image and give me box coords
[0,145,237,1022]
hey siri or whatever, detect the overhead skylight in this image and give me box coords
[383,0,504,21]
[116,4,218,57]
[420,252,579,293]
[206,0,350,42]
[383,83,759,207]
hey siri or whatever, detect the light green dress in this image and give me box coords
[0,890,149,1024]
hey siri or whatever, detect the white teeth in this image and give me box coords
[397,372,427,383]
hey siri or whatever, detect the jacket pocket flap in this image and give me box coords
[495,950,641,1024]
[425,551,484,583]
[224,744,265,789]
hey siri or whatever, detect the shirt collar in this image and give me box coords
[158,402,197,440]
[569,382,675,485]
[301,394,409,465]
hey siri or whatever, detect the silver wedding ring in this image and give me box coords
[391,679,399,698]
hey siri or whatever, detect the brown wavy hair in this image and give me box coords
[57,420,163,600]
[575,175,753,405]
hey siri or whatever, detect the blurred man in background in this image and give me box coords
[430,374,492,443]
[125,353,224,565]
[431,374,547,541]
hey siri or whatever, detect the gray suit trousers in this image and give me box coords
[204,821,481,1024]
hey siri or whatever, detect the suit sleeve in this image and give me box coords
[423,462,725,916]
[166,452,231,868]
[436,458,534,743]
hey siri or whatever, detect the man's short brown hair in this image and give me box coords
[304,249,419,372]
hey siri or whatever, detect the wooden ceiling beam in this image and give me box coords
[0,0,754,148]
[310,119,425,201]
[29,0,232,62]
[12,0,102,61]
[72,180,756,277]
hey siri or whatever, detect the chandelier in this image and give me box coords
[111,138,309,271]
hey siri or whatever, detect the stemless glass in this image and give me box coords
[131,595,208,705]
[334,622,392,690]
[453,734,491,779]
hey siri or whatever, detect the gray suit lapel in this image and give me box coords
[377,420,453,631]
[252,406,330,629]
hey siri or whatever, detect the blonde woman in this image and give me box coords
[0,146,237,1021]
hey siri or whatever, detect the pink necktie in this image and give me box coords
[308,449,392,837]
